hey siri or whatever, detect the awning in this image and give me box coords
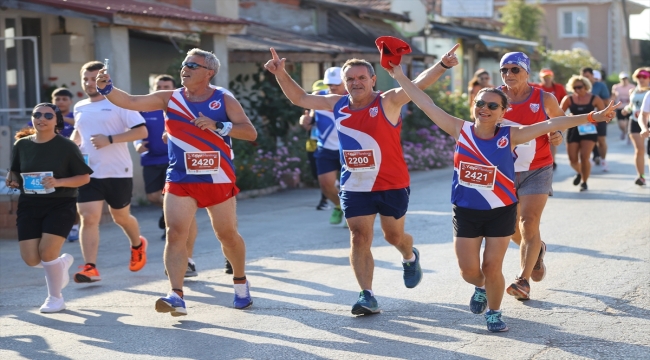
[429,22,537,53]
[478,35,538,53]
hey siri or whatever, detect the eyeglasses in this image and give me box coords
[500,67,521,75]
[474,100,502,110]
[181,62,209,71]
[573,85,584,90]
[32,112,55,120]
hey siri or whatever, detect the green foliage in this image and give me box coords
[500,0,544,42]
[542,48,602,87]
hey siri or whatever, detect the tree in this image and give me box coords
[543,48,601,86]
[500,0,544,42]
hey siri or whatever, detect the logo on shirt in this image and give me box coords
[209,100,221,110]
[506,107,513,112]
[369,107,378,117]
[497,135,509,149]
[530,103,540,113]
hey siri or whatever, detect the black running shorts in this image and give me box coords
[77,177,133,209]
[453,203,517,238]
[16,196,76,241]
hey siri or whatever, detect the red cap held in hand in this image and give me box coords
[375,36,412,70]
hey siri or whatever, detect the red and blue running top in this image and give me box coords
[164,87,235,184]
[452,122,517,210]
[334,93,410,192]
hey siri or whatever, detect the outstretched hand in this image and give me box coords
[263,48,286,75]
[96,69,111,90]
[385,61,406,78]
[592,101,620,122]
[440,44,460,68]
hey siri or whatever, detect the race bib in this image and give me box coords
[184,151,220,175]
[82,154,89,165]
[577,123,597,135]
[21,172,55,194]
[343,149,376,172]
[458,162,497,190]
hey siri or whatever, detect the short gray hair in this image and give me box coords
[186,48,220,79]
[341,59,375,78]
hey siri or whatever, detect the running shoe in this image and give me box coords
[155,292,187,317]
[593,156,601,166]
[66,227,79,242]
[573,173,582,186]
[531,241,547,282]
[485,310,509,332]
[635,177,646,186]
[403,247,423,289]
[233,281,253,309]
[580,182,588,191]
[40,296,66,313]
[60,253,74,290]
[351,290,380,315]
[74,264,101,283]
[330,208,344,225]
[601,159,609,172]
[129,236,148,272]
[185,262,198,277]
[506,277,530,301]
[469,287,487,314]
[158,213,165,229]
[316,198,330,210]
[224,259,233,274]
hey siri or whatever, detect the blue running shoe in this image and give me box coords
[233,281,253,309]
[155,292,187,317]
[66,227,79,242]
[485,310,509,332]
[351,290,380,315]
[469,287,487,314]
[403,247,423,288]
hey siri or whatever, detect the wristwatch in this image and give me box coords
[216,122,224,130]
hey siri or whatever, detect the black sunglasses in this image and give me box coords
[573,85,584,90]
[474,100,503,110]
[500,67,521,75]
[32,112,55,120]
[181,62,209,71]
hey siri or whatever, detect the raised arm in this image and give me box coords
[96,69,171,112]
[264,48,341,111]
[512,101,619,146]
[387,62,464,139]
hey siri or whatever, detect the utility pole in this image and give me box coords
[621,0,636,70]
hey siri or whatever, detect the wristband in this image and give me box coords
[587,111,597,124]
[216,122,233,137]
[97,80,113,96]
[439,61,452,69]
[108,135,113,144]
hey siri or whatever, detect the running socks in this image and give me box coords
[42,258,64,298]
[132,242,143,250]
[172,288,184,298]
[233,276,247,285]
[402,254,416,263]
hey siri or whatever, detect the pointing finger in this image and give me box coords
[270,47,279,61]
[448,43,460,55]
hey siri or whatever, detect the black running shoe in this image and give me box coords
[573,173,582,186]
[580,182,588,191]
[316,199,330,210]
[224,259,233,274]
[158,213,165,230]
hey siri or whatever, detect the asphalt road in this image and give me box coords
[1,127,649,359]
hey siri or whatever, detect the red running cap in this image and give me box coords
[375,36,412,70]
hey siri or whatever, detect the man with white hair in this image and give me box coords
[95,48,258,316]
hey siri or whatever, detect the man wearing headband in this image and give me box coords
[582,67,611,169]
[497,52,565,302]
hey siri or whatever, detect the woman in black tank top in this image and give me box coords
[560,76,605,191]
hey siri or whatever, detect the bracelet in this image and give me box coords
[108,135,113,144]
[587,111,597,124]
[97,80,113,96]
[439,61,452,69]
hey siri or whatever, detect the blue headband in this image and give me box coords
[500,52,530,73]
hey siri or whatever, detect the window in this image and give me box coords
[559,7,588,38]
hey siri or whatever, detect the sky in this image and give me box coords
[630,0,650,39]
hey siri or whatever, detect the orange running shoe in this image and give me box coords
[129,236,148,272]
[74,264,102,283]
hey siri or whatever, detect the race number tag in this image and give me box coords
[458,162,497,190]
[82,154,89,165]
[343,149,376,172]
[21,172,55,194]
[184,151,220,175]
[577,123,597,136]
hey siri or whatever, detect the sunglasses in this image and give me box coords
[573,85,584,90]
[479,76,490,81]
[500,67,521,75]
[474,100,502,110]
[32,112,55,120]
[638,75,649,79]
[181,62,209,71]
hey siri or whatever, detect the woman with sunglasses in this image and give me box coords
[386,61,616,332]
[560,75,606,191]
[622,67,650,186]
[5,103,92,313]
[467,69,492,117]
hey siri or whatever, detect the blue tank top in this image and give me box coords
[139,110,169,166]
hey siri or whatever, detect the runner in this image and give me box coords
[137,74,199,277]
[7,103,93,312]
[535,69,567,170]
[304,80,330,211]
[497,52,565,300]
[611,72,635,141]
[96,48,257,316]
[387,61,616,332]
[638,90,650,176]
[71,61,149,283]
[264,41,459,315]
[560,75,606,191]
[467,69,492,118]
[298,67,348,225]
[622,67,650,185]
[581,68,610,168]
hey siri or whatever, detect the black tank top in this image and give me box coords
[569,95,596,115]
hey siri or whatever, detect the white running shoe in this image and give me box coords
[40,296,66,313]
[60,253,74,290]
[602,159,608,172]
